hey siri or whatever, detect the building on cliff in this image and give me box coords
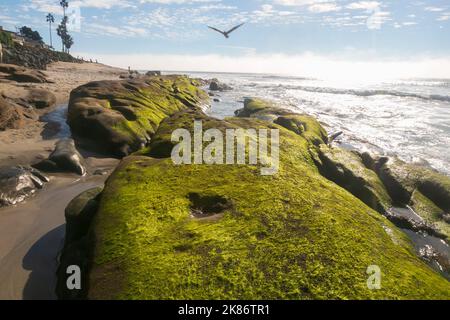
[0,26,50,49]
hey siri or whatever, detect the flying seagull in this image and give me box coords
[208,23,245,38]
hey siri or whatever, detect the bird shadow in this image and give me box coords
[22,224,65,300]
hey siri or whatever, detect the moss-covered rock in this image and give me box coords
[275,115,328,146]
[315,146,392,213]
[377,158,450,238]
[236,98,328,146]
[235,98,292,121]
[64,187,103,245]
[67,75,209,157]
[56,187,103,300]
[72,109,450,300]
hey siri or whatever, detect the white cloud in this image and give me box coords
[274,0,329,6]
[83,22,147,37]
[308,3,341,13]
[366,9,390,29]
[347,1,380,11]
[437,13,450,21]
[139,0,222,4]
[425,7,445,12]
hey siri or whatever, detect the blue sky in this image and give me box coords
[1,0,450,76]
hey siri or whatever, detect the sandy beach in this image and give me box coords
[0,61,123,300]
[0,61,124,167]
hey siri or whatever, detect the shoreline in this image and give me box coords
[0,61,124,168]
[0,61,124,299]
[0,63,449,299]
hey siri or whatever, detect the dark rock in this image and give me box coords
[376,158,450,238]
[49,139,86,176]
[56,187,103,300]
[145,71,161,76]
[64,187,103,246]
[34,139,87,175]
[2,43,81,70]
[315,146,392,213]
[441,213,450,224]
[0,165,49,207]
[25,88,56,109]
[32,159,59,172]
[328,131,343,145]
[209,78,232,91]
[213,98,221,102]
[384,207,446,239]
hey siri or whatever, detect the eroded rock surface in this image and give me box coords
[67,76,209,157]
[57,97,450,300]
[33,139,87,176]
[209,78,232,92]
[0,165,49,207]
[0,64,49,83]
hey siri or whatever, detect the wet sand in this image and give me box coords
[0,158,118,300]
[0,61,123,300]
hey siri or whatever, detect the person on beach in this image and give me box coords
[0,42,3,64]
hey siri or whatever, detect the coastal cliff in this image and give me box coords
[56,79,450,299]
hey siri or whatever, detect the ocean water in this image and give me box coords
[167,71,450,175]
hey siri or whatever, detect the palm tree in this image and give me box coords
[46,13,55,48]
[59,1,69,52]
[60,0,68,17]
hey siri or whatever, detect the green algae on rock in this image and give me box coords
[67,75,209,157]
[57,106,450,300]
[377,157,450,239]
[236,98,328,146]
[57,94,450,300]
[314,146,392,214]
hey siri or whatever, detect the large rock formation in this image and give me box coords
[57,96,450,300]
[1,42,81,70]
[314,146,392,213]
[56,187,103,300]
[0,165,49,207]
[67,75,209,157]
[0,64,56,130]
[377,157,450,238]
[0,64,50,83]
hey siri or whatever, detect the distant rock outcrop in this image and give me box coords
[209,78,232,91]
[145,71,161,76]
[2,42,81,70]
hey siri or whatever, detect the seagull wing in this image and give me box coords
[225,23,245,35]
[208,26,225,35]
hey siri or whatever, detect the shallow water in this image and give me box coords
[388,207,450,280]
[174,71,450,176]
[40,104,71,140]
[401,229,450,280]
